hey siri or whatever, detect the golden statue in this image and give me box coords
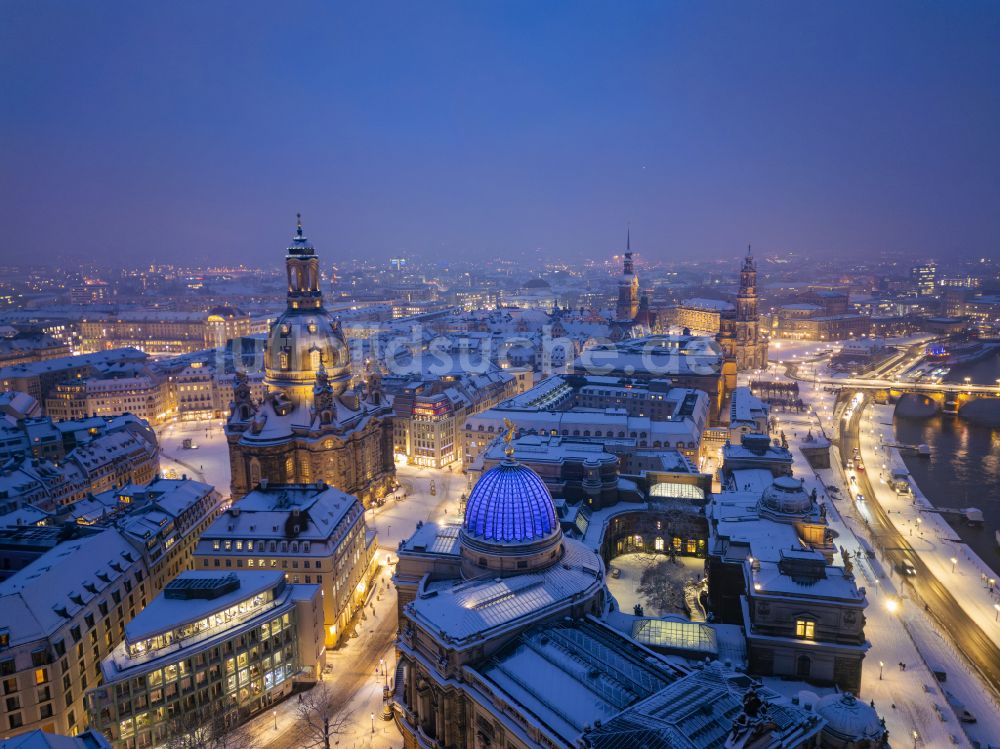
[502,418,517,458]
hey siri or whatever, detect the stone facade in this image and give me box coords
[718,248,769,371]
[225,218,395,505]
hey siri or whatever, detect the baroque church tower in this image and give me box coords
[615,229,640,322]
[718,246,768,371]
[225,216,395,504]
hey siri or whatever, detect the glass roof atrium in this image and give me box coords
[631,618,718,657]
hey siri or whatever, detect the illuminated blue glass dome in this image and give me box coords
[464,461,557,543]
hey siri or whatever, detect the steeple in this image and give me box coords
[623,228,634,277]
[288,213,315,256]
[285,213,322,310]
[615,227,640,322]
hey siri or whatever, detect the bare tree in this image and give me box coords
[295,684,350,749]
[161,709,261,749]
[637,559,686,615]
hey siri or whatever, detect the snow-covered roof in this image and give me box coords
[198,482,362,547]
[583,662,823,749]
[679,298,735,312]
[0,528,137,647]
[124,570,284,643]
[407,539,602,645]
[473,619,686,743]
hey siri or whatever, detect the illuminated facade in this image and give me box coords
[389,371,516,468]
[225,217,395,504]
[193,482,378,649]
[718,247,768,371]
[0,480,220,741]
[85,571,325,749]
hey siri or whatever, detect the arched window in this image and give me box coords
[249,459,261,489]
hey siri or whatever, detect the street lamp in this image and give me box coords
[950,557,958,573]
[878,660,884,680]
[371,712,375,734]
[273,710,277,731]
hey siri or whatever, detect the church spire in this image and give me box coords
[285,215,322,309]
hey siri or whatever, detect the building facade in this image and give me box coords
[225,218,395,504]
[389,371,516,468]
[718,247,768,371]
[193,482,378,649]
[85,571,324,749]
[0,479,221,741]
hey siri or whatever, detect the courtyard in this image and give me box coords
[606,552,707,618]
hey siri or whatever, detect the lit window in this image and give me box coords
[795,619,815,639]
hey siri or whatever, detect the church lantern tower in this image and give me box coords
[615,229,640,322]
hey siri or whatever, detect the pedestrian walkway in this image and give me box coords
[857,404,1000,650]
[779,404,1000,747]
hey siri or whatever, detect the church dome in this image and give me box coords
[464,461,557,543]
[815,693,885,744]
[760,476,812,516]
[460,459,563,577]
[263,217,351,400]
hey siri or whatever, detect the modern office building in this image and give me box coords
[910,262,937,296]
[85,571,324,749]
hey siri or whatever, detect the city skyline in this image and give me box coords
[3,4,1000,749]
[3,1,1000,265]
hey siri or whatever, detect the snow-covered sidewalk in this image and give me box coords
[777,406,1000,747]
[856,404,1000,651]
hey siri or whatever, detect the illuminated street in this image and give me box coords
[770,347,1000,747]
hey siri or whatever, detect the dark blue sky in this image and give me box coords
[2,1,998,267]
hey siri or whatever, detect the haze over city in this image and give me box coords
[4,4,1000,749]
[3,0,1000,266]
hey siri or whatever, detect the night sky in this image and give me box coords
[2,1,999,267]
